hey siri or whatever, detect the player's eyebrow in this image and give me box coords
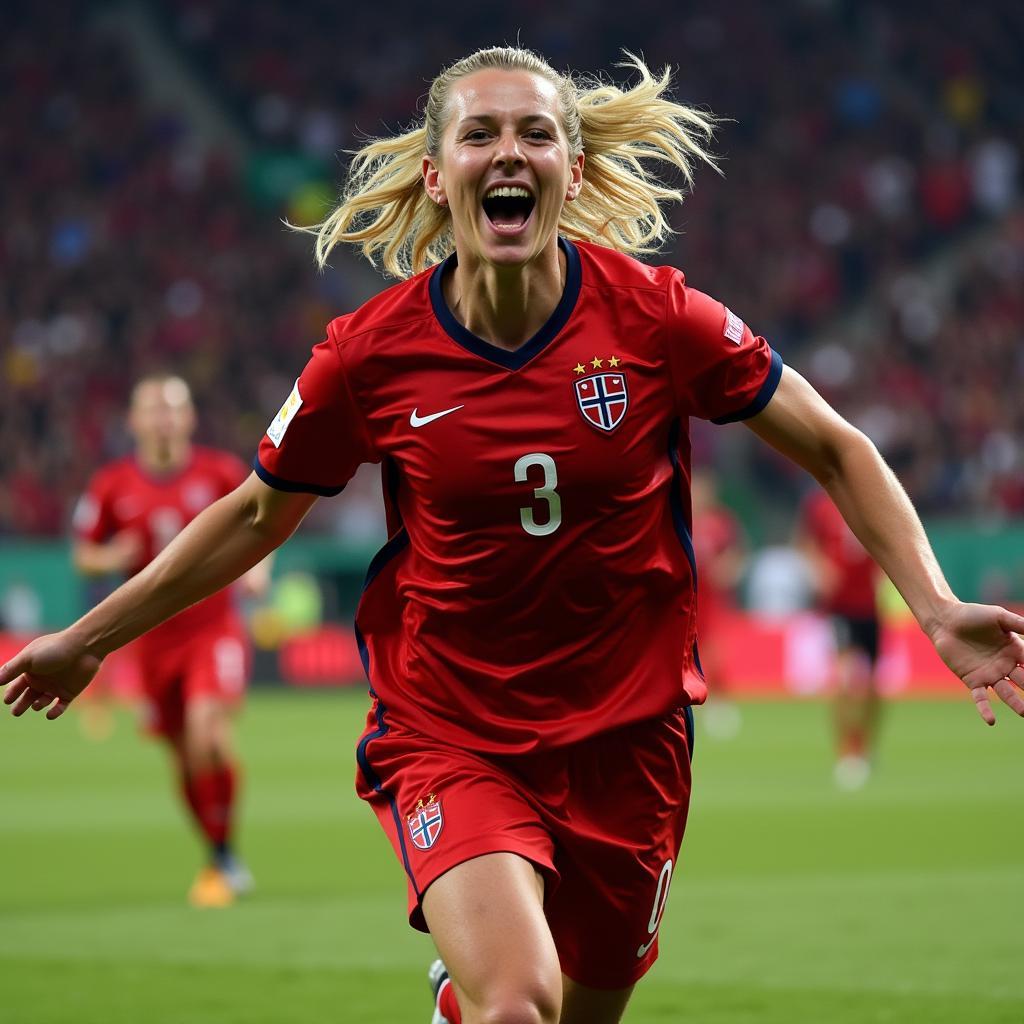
[458,113,559,130]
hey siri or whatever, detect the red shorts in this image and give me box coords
[132,617,250,738]
[355,705,694,989]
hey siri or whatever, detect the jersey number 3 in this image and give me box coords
[514,453,561,537]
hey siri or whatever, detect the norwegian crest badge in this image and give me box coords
[407,794,444,851]
[575,369,628,433]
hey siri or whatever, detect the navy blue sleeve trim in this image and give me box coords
[711,349,784,425]
[252,455,346,497]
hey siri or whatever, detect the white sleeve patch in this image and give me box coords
[266,379,303,448]
[724,309,745,345]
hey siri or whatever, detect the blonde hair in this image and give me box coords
[303,47,720,279]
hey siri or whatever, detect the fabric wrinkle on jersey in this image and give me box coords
[256,239,784,755]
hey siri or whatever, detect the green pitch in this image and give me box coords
[1,690,1022,1023]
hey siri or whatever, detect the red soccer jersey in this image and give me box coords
[800,489,878,618]
[257,239,782,753]
[73,446,247,650]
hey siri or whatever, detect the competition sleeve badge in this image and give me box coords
[266,379,303,448]
[407,793,444,851]
[573,356,628,433]
[723,307,745,345]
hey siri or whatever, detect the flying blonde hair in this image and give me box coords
[303,46,720,279]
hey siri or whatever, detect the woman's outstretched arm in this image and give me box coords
[746,366,1024,725]
[1,473,316,719]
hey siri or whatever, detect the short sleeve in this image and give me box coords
[665,273,783,423]
[72,471,115,543]
[254,332,378,496]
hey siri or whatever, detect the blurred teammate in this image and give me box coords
[72,375,266,907]
[799,487,882,788]
[691,468,747,738]
[5,48,1024,1024]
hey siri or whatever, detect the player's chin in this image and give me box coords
[477,213,552,266]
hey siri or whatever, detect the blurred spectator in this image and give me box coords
[4,0,1023,539]
[691,468,747,737]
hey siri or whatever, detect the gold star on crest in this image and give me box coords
[591,356,604,369]
[573,362,586,375]
[608,355,621,367]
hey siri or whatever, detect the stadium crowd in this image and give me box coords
[3,0,1022,538]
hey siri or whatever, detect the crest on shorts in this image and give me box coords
[407,794,443,851]
[575,372,628,433]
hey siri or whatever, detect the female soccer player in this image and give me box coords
[798,486,884,789]
[72,375,265,906]
[4,48,1023,1024]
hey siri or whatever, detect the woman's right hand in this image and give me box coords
[0,633,103,720]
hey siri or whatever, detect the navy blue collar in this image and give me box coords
[428,236,582,371]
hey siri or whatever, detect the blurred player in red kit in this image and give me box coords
[691,468,747,738]
[72,375,268,906]
[800,487,882,788]
[6,48,1024,1024]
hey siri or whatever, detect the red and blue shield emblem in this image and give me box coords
[408,798,444,851]
[575,373,628,433]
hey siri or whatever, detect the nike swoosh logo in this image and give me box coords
[409,405,464,428]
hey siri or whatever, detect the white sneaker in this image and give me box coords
[428,959,450,1024]
[834,754,871,791]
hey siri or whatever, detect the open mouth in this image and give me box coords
[482,186,536,233]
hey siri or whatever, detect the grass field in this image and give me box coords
[2,689,1022,1023]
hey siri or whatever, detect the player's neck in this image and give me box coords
[446,242,565,351]
[137,441,191,475]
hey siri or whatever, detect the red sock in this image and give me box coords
[179,772,204,826]
[183,764,237,850]
[438,979,462,1024]
[214,762,238,842]
[840,729,866,758]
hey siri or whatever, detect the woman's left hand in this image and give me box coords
[929,603,1024,724]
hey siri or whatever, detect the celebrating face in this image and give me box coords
[423,68,584,269]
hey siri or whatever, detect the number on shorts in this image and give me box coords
[514,453,561,537]
[636,859,673,958]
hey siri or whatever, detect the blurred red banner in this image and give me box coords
[0,616,989,696]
